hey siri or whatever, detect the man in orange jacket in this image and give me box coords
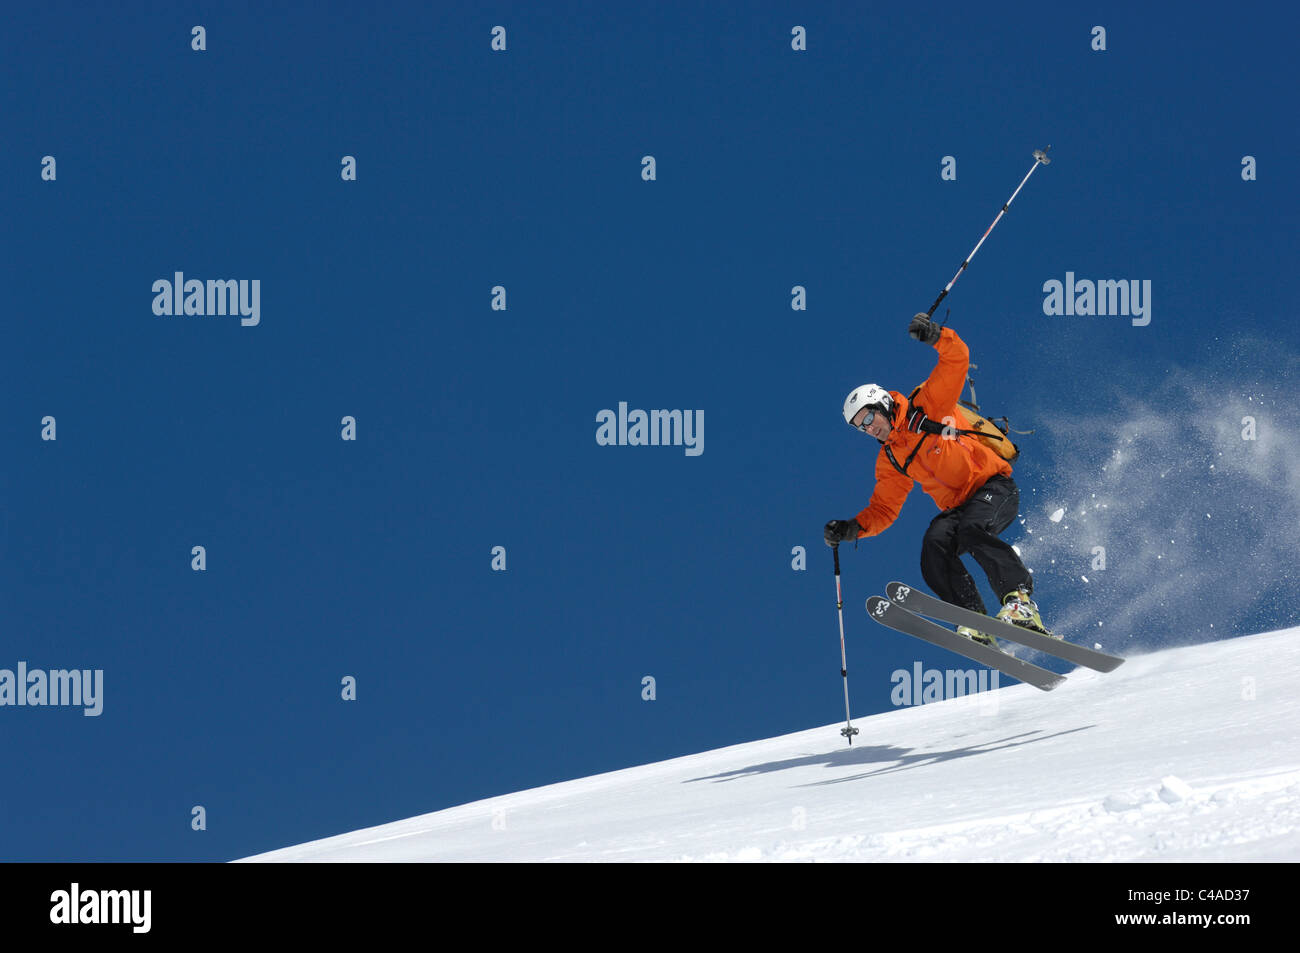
[824,313,1050,644]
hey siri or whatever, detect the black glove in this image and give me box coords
[908,312,941,345]
[824,519,861,547]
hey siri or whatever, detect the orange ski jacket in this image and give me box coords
[853,327,1013,539]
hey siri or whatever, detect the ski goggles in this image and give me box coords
[855,408,881,433]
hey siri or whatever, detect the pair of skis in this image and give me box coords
[867,582,1124,692]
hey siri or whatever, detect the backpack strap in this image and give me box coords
[907,385,1005,443]
[884,434,929,476]
[885,385,1014,476]
[883,386,926,476]
[909,413,999,442]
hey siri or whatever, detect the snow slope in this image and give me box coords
[239,628,1300,862]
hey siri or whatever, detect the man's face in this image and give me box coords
[852,405,893,440]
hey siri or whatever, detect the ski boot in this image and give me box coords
[957,625,997,648]
[996,588,1060,639]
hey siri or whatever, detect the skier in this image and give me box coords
[823,313,1052,645]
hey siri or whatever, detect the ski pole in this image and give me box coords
[924,146,1052,319]
[832,544,859,745]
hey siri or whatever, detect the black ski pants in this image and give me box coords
[920,474,1031,616]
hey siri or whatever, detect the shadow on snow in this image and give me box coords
[684,726,1096,786]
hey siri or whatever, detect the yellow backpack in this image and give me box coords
[953,400,1020,462]
[905,368,1026,463]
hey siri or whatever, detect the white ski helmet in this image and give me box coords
[843,383,893,430]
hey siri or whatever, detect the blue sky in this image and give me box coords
[3,2,1297,860]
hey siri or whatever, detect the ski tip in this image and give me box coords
[865,595,897,623]
[1074,644,1126,672]
[885,581,923,605]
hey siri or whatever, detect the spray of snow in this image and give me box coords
[1013,338,1300,649]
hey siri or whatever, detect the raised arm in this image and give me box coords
[912,325,969,415]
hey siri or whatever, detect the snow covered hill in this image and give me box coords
[239,628,1300,862]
